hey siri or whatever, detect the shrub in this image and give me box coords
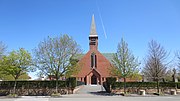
[66,77,77,88]
[77,81,85,86]
[106,77,116,88]
[103,77,116,93]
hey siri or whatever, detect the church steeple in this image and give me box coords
[89,15,98,50]
[89,14,98,37]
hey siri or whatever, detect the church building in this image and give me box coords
[76,15,113,85]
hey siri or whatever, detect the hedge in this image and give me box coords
[0,80,66,89]
[103,77,180,93]
[66,77,76,88]
[113,82,180,89]
[0,77,78,89]
[77,81,85,86]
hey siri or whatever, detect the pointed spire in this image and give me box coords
[89,14,98,37]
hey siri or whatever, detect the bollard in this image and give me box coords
[140,90,145,95]
[170,90,176,95]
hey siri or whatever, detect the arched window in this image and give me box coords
[91,53,97,68]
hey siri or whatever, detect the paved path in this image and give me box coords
[75,85,105,94]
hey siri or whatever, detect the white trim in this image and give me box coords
[89,35,98,37]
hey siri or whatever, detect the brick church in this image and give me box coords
[75,15,113,85]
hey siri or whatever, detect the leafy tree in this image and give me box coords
[0,73,30,80]
[18,73,31,80]
[34,34,81,93]
[65,58,80,78]
[0,74,13,80]
[111,38,139,94]
[0,48,33,94]
[142,40,169,94]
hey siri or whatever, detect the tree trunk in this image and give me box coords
[157,79,160,94]
[124,77,126,94]
[13,79,17,94]
[55,79,58,93]
[28,80,29,95]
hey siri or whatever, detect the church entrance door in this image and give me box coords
[91,74,97,84]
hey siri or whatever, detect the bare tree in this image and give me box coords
[111,38,140,94]
[177,52,180,71]
[0,41,7,58]
[176,52,180,80]
[34,34,81,93]
[142,40,169,94]
[0,41,7,80]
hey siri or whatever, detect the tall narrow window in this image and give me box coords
[95,55,97,68]
[91,53,97,68]
[91,54,94,68]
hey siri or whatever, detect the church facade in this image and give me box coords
[75,15,113,85]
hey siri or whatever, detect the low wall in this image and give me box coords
[111,87,180,94]
[0,88,73,96]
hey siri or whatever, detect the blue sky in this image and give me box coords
[0,0,180,79]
